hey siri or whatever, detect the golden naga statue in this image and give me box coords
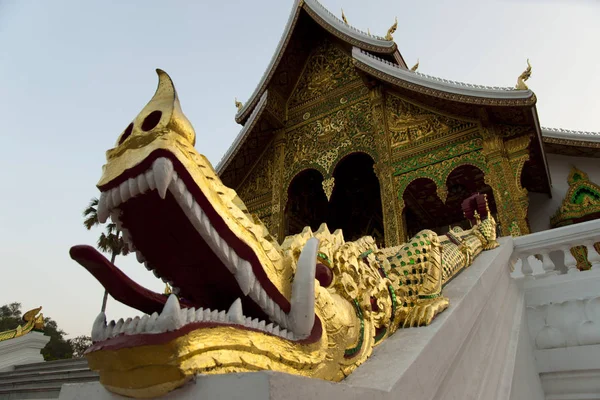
[69,70,500,398]
[0,307,44,342]
[516,59,532,90]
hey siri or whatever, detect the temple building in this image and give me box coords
[217,0,600,249]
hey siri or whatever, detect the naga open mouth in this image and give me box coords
[70,151,321,350]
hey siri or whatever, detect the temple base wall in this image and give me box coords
[60,238,544,400]
[0,331,49,372]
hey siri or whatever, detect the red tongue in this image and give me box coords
[69,245,195,315]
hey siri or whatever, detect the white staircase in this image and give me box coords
[0,358,98,400]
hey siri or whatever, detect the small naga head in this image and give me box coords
[70,70,396,398]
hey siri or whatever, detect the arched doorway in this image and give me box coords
[401,165,497,236]
[402,178,445,237]
[327,153,384,245]
[284,169,328,237]
[444,164,497,230]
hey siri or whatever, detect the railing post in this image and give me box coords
[562,246,579,274]
[586,241,600,271]
[521,254,534,278]
[540,251,557,275]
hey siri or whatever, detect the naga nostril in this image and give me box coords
[118,122,134,145]
[315,263,333,287]
[142,110,162,131]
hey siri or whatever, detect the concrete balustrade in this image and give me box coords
[511,219,600,279]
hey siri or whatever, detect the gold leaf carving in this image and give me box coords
[386,95,463,147]
[289,40,359,108]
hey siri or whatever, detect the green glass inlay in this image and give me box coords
[344,299,364,357]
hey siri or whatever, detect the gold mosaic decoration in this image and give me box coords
[284,99,375,183]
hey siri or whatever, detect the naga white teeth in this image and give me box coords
[152,158,174,199]
[154,294,183,332]
[92,312,107,342]
[227,298,244,325]
[288,238,319,338]
[235,261,254,296]
[97,192,110,224]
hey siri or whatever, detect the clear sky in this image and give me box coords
[1,0,598,338]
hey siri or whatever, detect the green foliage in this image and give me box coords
[82,197,129,256]
[40,318,73,361]
[0,302,21,331]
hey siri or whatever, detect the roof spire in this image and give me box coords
[516,59,532,90]
[341,8,348,25]
[410,58,420,72]
[385,17,397,41]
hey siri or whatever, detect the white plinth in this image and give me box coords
[0,331,50,372]
[60,238,542,399]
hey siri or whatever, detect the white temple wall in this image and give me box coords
[528,153,600,233]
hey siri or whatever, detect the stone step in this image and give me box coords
[9,360,89,374]
[0,369,98,386]
[0,374,98,399]
[0,385,62,400]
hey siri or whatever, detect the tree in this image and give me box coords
[0,302,22,331]
[0,303,76,360]
[83,197,129,312]
[69,335,93,358]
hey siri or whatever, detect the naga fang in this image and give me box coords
[70,70,499,398]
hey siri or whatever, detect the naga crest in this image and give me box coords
[70,70,498,398]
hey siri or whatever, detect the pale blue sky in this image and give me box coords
[1,0,598,338]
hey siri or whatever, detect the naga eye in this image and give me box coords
[118,122,134,145]
[141,110,162,131]
[316,263,333,287]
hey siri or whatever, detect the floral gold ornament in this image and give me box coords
[322,177,335,200]
[385,17,398,41]
[70,70,501,398]
[410,59,419,72]
[341,8,348,25]
[515,59,532,90]
[235,97,243,111]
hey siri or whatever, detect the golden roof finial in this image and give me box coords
[385,17,397,41]
[116,69,196,146]
[516,59,532,90]
[410,58,419,72]
[164,283,172,295]
[341,8,348,25]
[235,97,243,111]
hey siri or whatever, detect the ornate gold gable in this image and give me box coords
[386,94,469,149]
[288,39,359,108]
[551,166,600,227]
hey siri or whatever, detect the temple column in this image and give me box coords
[481,134,530,236]
[369,85,403,247]
[270,130,287,242]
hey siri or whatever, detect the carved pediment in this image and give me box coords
[551,166,600,227]
[288,40,359,108]
[385,95,468,148]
